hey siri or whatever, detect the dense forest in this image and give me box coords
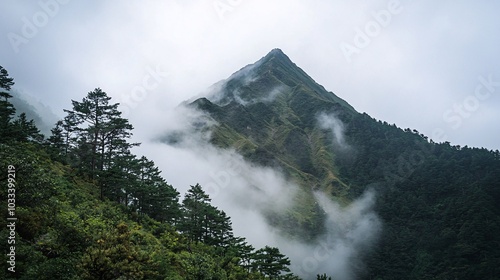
[341,113,500,279]
[0,66,325,279]
[188,49,500,280]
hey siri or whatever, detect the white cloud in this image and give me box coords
[317,112,352,152]
[130,103,381,279]
[286,190,381,280]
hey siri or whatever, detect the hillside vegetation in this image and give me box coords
[189,49,500,279]
[2,46,500,279]
[0,65,312,280]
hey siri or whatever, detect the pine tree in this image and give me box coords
[0,66,14,91]
[252,246,292,279]
[149,180,181,224]
[59,113,80,157]
[100,152,139,204]
[205,209,233,247]
[317,273,332,280]
[227,236,255,270]
[0,66,43,143]
[48,120,64,148]
[179,184,238,252]
[180,184,212,243]
[46,120,66,161]
[130,156,181,224]
[12,112,44,143]
[63,88,137,198]
[0,66,16,142]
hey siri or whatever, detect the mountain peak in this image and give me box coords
[199,49,356,112]
[260,48,294,69]
[265,48,287,60]
[269,48,284,55]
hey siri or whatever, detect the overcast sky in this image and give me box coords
[2,2,498,278]
[1,0,499,150]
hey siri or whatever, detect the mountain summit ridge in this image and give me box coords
[189,49,359,191]
[203,49,356,112]
[184,49,364,240]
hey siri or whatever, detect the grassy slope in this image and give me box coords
[189,49,500,279]
[190,54,356,238]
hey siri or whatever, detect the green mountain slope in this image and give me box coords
[187,50,361,239]
[188,49,500,279]
[191,49,355,194]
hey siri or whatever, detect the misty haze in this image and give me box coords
[1,1,500,280]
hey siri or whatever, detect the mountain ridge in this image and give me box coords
[188,49,357,189]
[203,48,356,113]
[180,49,500,279]
[182,49,370,241]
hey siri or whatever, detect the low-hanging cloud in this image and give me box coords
[230,84,286,106]
[199,59,261,106]
[132,104,381,280]
[270,190,381,280]
[196,56,287,107]
[151,104,298,212]
[317,112,352,152]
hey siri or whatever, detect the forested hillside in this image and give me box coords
[341,113,500,279]
[0,66,312,280]
[188,49,500,279]
[2,45,500,280]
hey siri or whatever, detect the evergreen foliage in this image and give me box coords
[0,66,301,279]
[188,50,500,279]
[2,47,500,280]
[252,246,293,279]
[0,66,43,143]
